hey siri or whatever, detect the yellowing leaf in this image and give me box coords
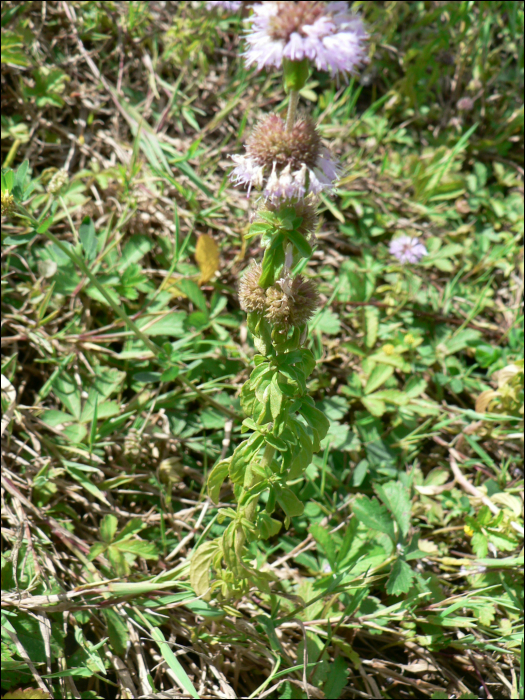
[190,540,219,597]
[195,234,219,284]
[164,276,187,298]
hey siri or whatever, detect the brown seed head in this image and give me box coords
[265,275,319,328]
[289,276,320,326]
[247,113,321,171]
[238,263,267,313]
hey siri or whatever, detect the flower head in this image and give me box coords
[389,236,427,264]
[1,190,15,217]
[230,113,338,201]
[207,1,243,11]
[47,169,69,195]
[266,274,319,328]
[244,1,368,77]
[238,262,267,313]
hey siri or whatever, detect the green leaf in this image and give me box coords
[310,524,337,568]
[190,540,219,597]
[100,514,118,543]
[365,306,379,348]
[286,227,312,258]
[257,512,282,540]
[117,539,158,560]
[229,441,251,485]
[360,395,386,416]
[265,433,288,451]
[103,608,129,656]
[116,234,153,270]
[176,278,208,313]
[386,558,414,595]
[364,364,394,395]
[277,488,304,518]
[352,496,395,541]
[66,466,110,505]
[115,519,144,541]
[370,389,409,405]
[375,481,411,539]
[107,545,129,576]
[259,233,285,288]
[52,372,81,420]
[207,459,230,505]
[299,403,330,441]
[79,216,98,260]
[323,656,349,699]
[269,376,283,419]
[149,626,199,699]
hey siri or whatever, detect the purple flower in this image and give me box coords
[207,1,243,11]
[244,1,368,77]
[230,113,339,201]
[389,236,428,264]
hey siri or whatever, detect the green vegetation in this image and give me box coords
[1,2,523,699]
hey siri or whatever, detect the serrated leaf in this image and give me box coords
[100,514,118,543]
[352,495,395,541]
[207,459,230,504]
[116,539,158,559]
[195,233,220,283]
[375,481,411,539]
[386,558,414,595]
[190,540,220,596]
[107,545,129,576]
[364,364,394,395]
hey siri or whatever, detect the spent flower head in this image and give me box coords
[47,169,69,195]
[238,262,267,313]
[244,1,368,77]
[389,236,427,264]
[265,274,319,328]
[1,191,15,217]
[230,113,339,201]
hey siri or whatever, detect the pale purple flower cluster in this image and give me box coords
[207,1,243,11]
[389,236,427,264]
[244,1,368,77]
[230,150,338,202]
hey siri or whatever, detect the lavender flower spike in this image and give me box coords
[389,236,428,264]
[244,1,368,78]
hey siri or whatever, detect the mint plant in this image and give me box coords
[191,1,369,600]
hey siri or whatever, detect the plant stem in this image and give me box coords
[286,90,300,131]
